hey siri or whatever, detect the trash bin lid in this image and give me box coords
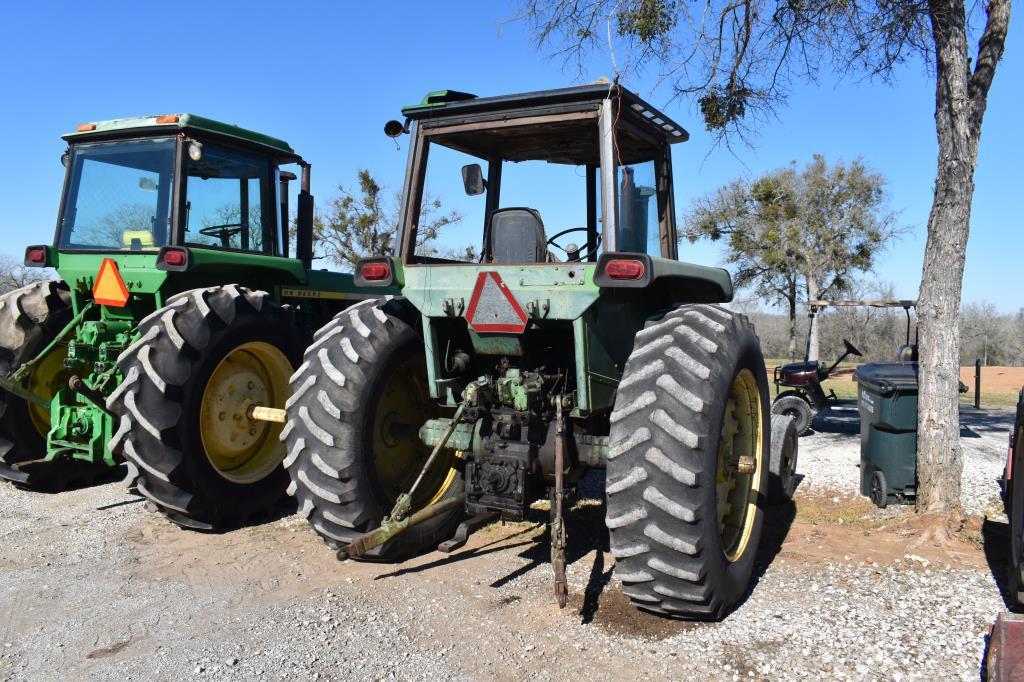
[853,361,919,395]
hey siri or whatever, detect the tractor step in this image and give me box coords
[988,612,1024,681]
[0,455,121,492]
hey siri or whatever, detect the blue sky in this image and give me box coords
[1,2,1020,311]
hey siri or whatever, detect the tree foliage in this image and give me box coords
[684,155,901,359]
[0,255,50,295]
[314,170,469,270]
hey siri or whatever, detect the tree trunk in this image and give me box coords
[787,278,798,361]
[916,0,1010,514]
[806,273,820,362]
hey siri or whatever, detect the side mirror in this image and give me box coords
[461,164,486,196]
[384,119,409,138]
[60,151,69,167]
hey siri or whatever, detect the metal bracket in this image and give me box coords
[525,299,550,319]
[442,297,465,317]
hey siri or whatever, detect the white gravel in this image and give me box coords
[0,406,1014,681]
[797,405,1011,514]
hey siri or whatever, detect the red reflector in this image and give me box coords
[605,259,645,280]
[155,115,180,124]
[361,262,390,281]
[76,123,96,132]
[26,248,46,264]
[162,249,186,266]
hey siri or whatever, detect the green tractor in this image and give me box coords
[0,114,386,529]
[282,86,794,619]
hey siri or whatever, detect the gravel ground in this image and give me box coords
[798,404,1010,515]
[0,408,1013,681]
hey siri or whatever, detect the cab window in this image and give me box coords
[184,143,275,254]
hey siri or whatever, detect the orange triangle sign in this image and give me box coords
[93,258,130,307]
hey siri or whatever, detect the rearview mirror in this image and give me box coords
[461,164,486,196]
[138,177,158,192]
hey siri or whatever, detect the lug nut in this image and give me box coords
[737,455,756,474]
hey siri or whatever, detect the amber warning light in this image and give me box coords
[93,258,130,307]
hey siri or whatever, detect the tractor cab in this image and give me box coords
[387,86,687,267]
[34,113,315,279]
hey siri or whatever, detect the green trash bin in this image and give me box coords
[853,361,919,508]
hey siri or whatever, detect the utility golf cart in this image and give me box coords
[0,114,387,529]
[282,85,794,620]
[772,299,917,434]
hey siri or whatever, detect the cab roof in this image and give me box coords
[63,114,296,157]
[402,84,689,144]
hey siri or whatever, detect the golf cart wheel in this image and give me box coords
[0,280,72,484]
[107,285,303,530]
[282,298,464,562]
[768,414,799,505]
[771,392,813,435]
[869,470,888,509]
[606,304,770,620]
[1008,388,1024,609]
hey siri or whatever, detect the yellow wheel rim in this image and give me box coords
[716,368,764,562]
[200,341,293,484]
[371,354,458,508]
[27,345,69,438]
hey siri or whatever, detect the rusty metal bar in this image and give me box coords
[338,494,466,561]
[551,398,568,608]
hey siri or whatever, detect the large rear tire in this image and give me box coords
[282,298,464,561]
[107,285,302,529]
[1008,388,1024,609]
[606,304,770,620]
[0,280,72,486]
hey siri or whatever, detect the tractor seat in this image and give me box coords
[122,230,155,251]
[487,208,548,263]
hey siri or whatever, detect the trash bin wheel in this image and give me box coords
[869,470,888,508]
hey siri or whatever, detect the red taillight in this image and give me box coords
[26,247,47,264]
[605,259,645,280]
[162,249,186,266]
[361,261,390,281]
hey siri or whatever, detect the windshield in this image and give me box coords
[58,139,175,251]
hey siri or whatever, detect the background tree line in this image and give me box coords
[742,295,1024,367]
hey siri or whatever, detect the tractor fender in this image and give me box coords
[593,253,733,303]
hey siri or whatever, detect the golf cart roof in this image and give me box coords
[63,114,298,159]
[808,299,917,309]
[402,85,689,166]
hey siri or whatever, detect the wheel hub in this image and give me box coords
[199,341,292,484]
[717,368,763,562]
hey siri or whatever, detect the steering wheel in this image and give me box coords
[546,227,601,262]
[843,339,864,357]
[199,223,244,247]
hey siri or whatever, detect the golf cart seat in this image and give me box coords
[488,208,547,263]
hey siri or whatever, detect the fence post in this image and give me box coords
[975,358,981,409]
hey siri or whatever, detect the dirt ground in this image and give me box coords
[0,409,1016,681]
